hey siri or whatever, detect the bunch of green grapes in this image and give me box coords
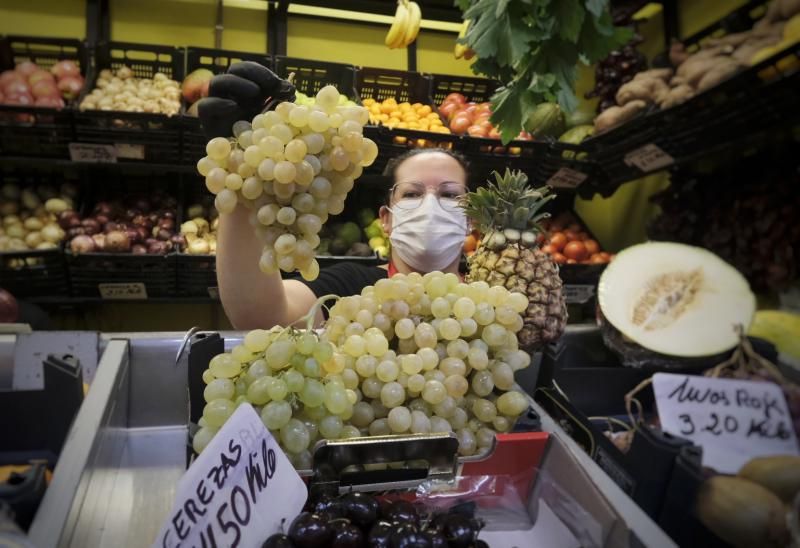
[197,85,378,281]
[194,272,533,464]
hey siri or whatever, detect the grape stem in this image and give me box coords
[301,293,340,332]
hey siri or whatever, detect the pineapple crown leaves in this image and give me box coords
[462,168,555,233]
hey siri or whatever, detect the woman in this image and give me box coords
[216,148,470,329]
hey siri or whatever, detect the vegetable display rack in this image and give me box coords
[0,248,70,298]
[356,67,459,176]
[181,47,274,165]
[65,250,177,299]
[0,35,88,159]
[274,56,359,101]
[175,253,217,299]
[73,41,185,165]
[581,0,800,196]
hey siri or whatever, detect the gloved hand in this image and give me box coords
[198,61,296,139]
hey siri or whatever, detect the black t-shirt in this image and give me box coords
[298,261,388,317]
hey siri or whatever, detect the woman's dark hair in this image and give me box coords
[382,148,470,204]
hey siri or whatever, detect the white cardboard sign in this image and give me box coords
[653,373,800,474]
[154,404,307,548]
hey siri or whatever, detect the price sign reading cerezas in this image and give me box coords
[154,404,307,548]
[653,373,800,474]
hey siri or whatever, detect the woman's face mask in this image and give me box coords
[387,183,468,273]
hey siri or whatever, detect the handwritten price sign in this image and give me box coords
[154,404,307,548]
[653,373,800,474]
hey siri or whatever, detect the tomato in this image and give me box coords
[462,103,478,118]
[599,252,611,261]
[589,253,606,264]
[439,101,459,119]
[467,124,489,138]
[549,221,565,233]
[563,229,580,242]
[584,239,600,256]
[563,241,588,261]
[445,92,466,104]
[549,232,567,251]
[450,115,471,134]
[487,127,501,140]
[541,244,556,255]
[536,233,546,244]
[473,113,491,125]
[552,253,567,265]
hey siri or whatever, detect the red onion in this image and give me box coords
[135,226,149,243]
[4,80,31,97]
[156,228,172,241]
[170,234,186,249]
[57,75,83,100]
[158,217,175,231]
[104,222,119,233]
[70,234,96,254]
[133,199,151,213]
[81,218,101,235]
[145,238,158,247]
[58,210,81,230]
[0,289,19,323]
[147,241,169,254]
[15,61,38,77]
[51,60,80,80]
[68,227,87,238]
[125,227,139,243]
[34,96,64,109]
[148,213,160,225]
[131,244,148,255]
[92,233,106,251]
[94,202,113,216]
[162,210,176,219]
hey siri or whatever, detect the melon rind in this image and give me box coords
[597,242,756,357]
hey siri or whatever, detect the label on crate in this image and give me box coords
[563,284,595,304]
[623,143,674,172]
[546,168,588,189]
[653,373,800,474]
[69,143,117,163]
[154,404,307,548]
[115,143,146,160]
[98,282,148,300]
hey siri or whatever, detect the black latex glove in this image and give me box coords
[198,61,296,139]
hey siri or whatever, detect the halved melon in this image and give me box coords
[598,242,756,357]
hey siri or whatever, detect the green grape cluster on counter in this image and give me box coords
[195,271,533,467]
[196,85,378,281]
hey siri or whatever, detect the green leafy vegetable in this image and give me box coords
[457,0,632,143]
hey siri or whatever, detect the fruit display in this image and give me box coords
[264,493,486,548]
[318,221,371,257]
[384,0,422,49]
[64,192,180,254]
[0,59,83,110]
[0,182,74,252]
[181,67,213,115]
[539,212,611,266]
[78,66,181,115]
[437,92,535,143]
[463,170,567,350]
[197,84,377,281]
[180,203,218,255]
[295,90,358,108]
[193,270,535,462]
[598,242,756,358]
[361,208,390,260]
[363,97,450,134]
[595,4,800,132]
[585,35,647,114]
[648,159,800,292]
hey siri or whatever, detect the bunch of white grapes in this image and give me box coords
[194,272,534,468]
[196,85,378,281]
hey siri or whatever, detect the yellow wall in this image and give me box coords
[0,0,85,39]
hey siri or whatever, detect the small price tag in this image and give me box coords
[563,284,595,304]
[154,404,307,548]
[115,143,145,160]
[69,143,117,163]
[653,373,800,473]
[624,143,674,172]
[546,168,588,189]
[98,282,148,300]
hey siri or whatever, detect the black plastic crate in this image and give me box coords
[428,73,498,105]
[457,136,551,187]
[73,41,185,164]
[181,46,274,165]
[0,248,69,298]
[175,253,217,298]
[66,250,177,299]
[0,35,88,159]
[274,56,358,101]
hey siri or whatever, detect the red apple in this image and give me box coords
[439,101,459,119]
[15,61,38,77]
[444,92,466,104]
[32,80,59,99]
[467,124,489,138]
[51,60,80,80]
[28,69,55,86]
[57,75,83,100]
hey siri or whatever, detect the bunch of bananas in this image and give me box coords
[385,0,422,49]
[454,19,475,60]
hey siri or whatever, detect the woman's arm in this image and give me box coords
[216,204,322,329]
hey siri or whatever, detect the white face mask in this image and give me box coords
[389,193,468,272]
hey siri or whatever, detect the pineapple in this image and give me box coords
[464,169,567,349]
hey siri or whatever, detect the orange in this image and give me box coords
[463,234,478,253]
